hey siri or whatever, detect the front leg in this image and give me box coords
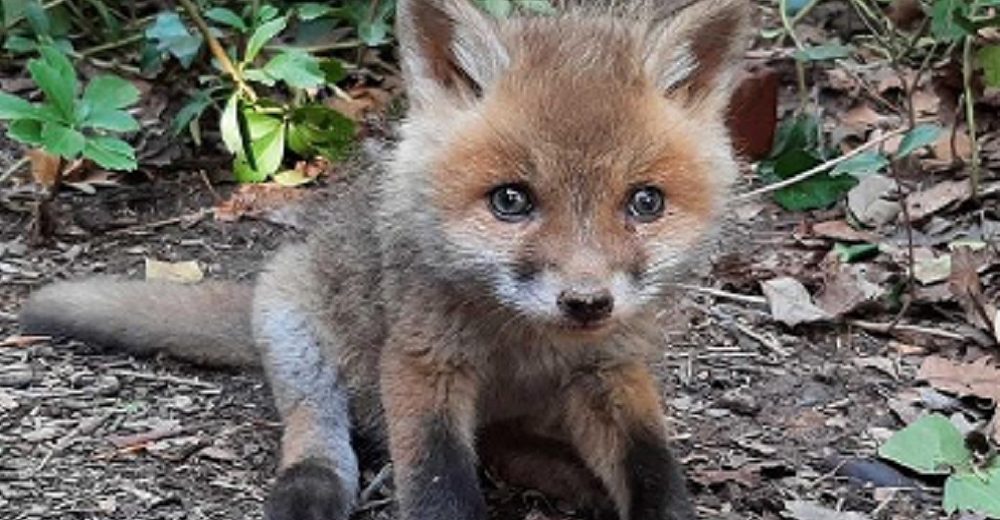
[563,362,694,520]
[381,347,486,520]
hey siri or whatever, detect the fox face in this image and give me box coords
[386,0,749,334]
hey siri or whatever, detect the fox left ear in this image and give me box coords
[644,0,752,113]
[396,0,508,109]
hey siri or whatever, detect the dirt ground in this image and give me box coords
[0,138,955,520]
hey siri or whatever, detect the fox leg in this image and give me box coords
[562,363,694,520]
[380,349,486,520]
[254,281,359,520]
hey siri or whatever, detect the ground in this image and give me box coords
[0,152,954,520]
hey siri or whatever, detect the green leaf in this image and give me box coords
[245,16,287,62]
[81,109,139,132]
[205,7,248,32]
[768,114,822,160]
[979,45,1000,88]
[477,0,513,17]
[830,151,888,177]
[262,50,325,89]
[793,44,850,62]
[83,136,137,171]
[878,414,972,475]
[40,122,85,158]
[297,3,334,20]
[943,465,1000,516]
[338,0,394,46]
[24,0,51,36]
[834,242,880,263]
[0,91,41,120]
[170,89,215,137]
[319,59,347,84]
[4,35,38,54]
[8,119,44,146]
[82,75,140,109]
[931,0,971,41]
[146,12,203,68]
[220,94,244,155]
[895,123,942,159]
[233,116,285,182]
[273,168,317,186]
[287,104,355,160]
[244,68,277,86]
[515,0,556,14]
[28,47,78,122]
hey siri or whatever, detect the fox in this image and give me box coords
[19,0,750,519]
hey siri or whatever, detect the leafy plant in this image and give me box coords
[0,45,138,170]
[880,414,1000,517]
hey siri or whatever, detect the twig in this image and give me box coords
[106,209,211,236]
[673,284,768,306]
[1,157,29,184]
[79,33,144,57]
[111,369,218,389]
[359,463,393,504]
[847,319,966,341]
[735,128,907,201]
[691,301,791,357]
[175,0,257,102]
[962,37,980,197]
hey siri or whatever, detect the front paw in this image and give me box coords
[265,460,352,520]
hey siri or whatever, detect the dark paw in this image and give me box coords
[265,460,351,520]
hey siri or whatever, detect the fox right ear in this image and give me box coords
[396,0,508,108]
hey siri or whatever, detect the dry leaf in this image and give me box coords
[811,220,879,243]
[917,356,1000,402]
[28,149,61,190]
[816,263,883,317]
[784,500,870,520]
[913,248,952,285]
[144,258,204,284]
[761,277,831,327]
[848,175,900,227]
[905,180,971,221]
[213,183,307,223]
[948,246,996,333]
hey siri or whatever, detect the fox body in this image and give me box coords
[20,1,750,519]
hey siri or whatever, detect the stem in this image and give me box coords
[779,0,810,112]
[175,0,257,103]
[79,33,144,57]
[962,36,980,198]
[736,128,908,201]
[0,156,30,184]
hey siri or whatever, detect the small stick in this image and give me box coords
[735,128,907,201]
[359,463,393,504]
[673,284,768,306]
[111,369,218,389]
[848,319,966,341]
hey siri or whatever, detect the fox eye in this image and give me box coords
[627,187,665,222]
[489,184,534,221]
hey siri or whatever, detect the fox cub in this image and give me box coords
[21,0,749,519]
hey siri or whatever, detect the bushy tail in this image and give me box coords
[20,279,259,368]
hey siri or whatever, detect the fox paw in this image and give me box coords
[265,460,351,520]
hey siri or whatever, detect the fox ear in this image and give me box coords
[396,0,508,108]
[644,0,751,113]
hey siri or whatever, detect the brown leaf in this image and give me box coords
[904,180,972,221]
[811,220,879,243]
[28,149,61,190]
[213,183,308,223]
[761,277,831,327]
[816,264,883,317]
[917,356,1000,402]
[948,246,996,333]
[848,175,900,227]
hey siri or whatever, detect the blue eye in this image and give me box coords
[489,184,533,221]
[627,187,665,222]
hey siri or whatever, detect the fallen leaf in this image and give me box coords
[761,277,831,326]
[811,220,880,243]
[144,258,204,284]
[784,500,870,520]
[948,246,997,333]
[931,126,973,164]
[917,356,1000,402]
[913,248,952,285]
[213,183,307,223]
[905,180,972,221]
[848,174,900,227]
[816,263,883,317]
[691,465,761,487]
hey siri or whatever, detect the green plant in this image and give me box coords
[0,44,138,170]
[880,414,1000,517]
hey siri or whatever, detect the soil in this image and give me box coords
[1,147,949,520]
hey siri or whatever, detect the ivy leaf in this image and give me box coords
[82,75,140,110]
[245,16,288,63]
[943,465,1000,517]
[262,50,325,89]
[83,136,137,171]
[40,121,85,158]
[878,414,972,475]
[978,45,1000,88]
[146,12,203,68]
[895,124,942,159]
[205,7,248,32]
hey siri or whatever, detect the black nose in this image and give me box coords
[557,289,614,324]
